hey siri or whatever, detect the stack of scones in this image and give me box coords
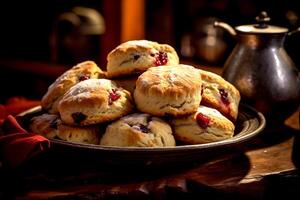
[29,40,240,147]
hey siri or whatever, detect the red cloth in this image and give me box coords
[0,98,50,168]
[0,115,50,168]
[0,104,6,125]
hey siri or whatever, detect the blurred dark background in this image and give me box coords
[0,0,299,103]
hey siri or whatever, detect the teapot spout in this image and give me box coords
[214,21,237,36]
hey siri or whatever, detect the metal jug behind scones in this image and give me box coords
[215,11,300,122]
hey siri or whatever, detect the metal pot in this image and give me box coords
[214,11,300,123]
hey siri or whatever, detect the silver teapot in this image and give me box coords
[215,11,300,123]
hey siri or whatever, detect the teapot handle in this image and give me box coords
[214,21,237,36]
[288,27,300,36]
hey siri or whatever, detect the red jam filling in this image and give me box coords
[154,52,168,66]
[196,113,211,129]
[109,89,121,105]
[78,75,90,81]
[219,89,230,106]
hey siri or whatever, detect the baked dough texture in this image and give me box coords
[58,79,133,126]
[106,40,179,78]
[36,39,241,147]
[29,113,100,144]
[134,64,202,117]
[29,113,60,139]
[199,69,240,122]
[171,105,235,144]
[100,113,175,147]
[41,61,105,114]
[57,124,100,145]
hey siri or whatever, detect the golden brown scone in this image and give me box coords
[29,113,101,144]
[134,64,202,117]
[57,124,100,145]
[106,40,179,78]
[29,113,61,139]
[58,79,133,126]
[41,61,105,114]
[199,69,240,122]
[171,105,235,144]
[100,113,175,147]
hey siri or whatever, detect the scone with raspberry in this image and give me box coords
[106,40,179,78]
[58,79,133,126]
[199,69,240,122]
[41,61,105,114]
[171,105,235,144]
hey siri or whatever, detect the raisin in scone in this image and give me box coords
[58,79,133,126]
[134,64,202,117]
[199,69,240,122]
[106,40,179,78]
[41,61,105,114]
[100,113,175,147]
[29,113,100,144]
[171,105,235,144]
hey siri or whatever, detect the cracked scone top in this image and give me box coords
[58,79,133,126]
[134,64,202,117]
[100,113,175,147]
[171,105,235,144]
[41,61,105,114]
[106,40,179,78]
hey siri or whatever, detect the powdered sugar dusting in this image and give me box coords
[167,69,178,84]
[122,40,154,48]
[64,79,112,99]
[198,106,224,118]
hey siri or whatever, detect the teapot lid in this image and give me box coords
[235,11,288,34]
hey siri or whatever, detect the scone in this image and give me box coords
[100,113,175,147]
[41,61,105,114]
[58,79,133,126]
[171,105,235,144]
[29,113,61,139]
[199,69,240,122]
[57,124,100,145]
[134,64,202,117]
[106,40,179,78]
[29,113,100,144]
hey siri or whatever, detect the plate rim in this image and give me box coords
[18,104,266,152]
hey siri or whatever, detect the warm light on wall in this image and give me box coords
[121,0,145,42]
